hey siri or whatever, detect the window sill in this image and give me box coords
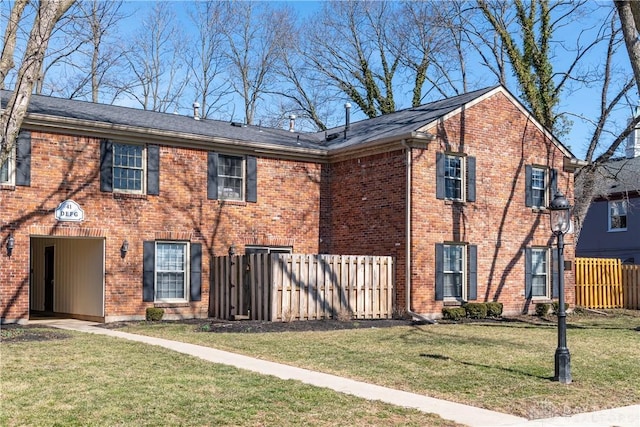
[443,300,463,306]
[0,184,16,191]
[154,302,190,308]
[530,207,548,213]
[607,228,627,233]
[113,192,148,200]
[218,199,247,207]
[444,200,467,206]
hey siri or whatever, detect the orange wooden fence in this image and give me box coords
[574,258,640,309]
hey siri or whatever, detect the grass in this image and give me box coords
[0,328,458,427]
[114,309,640,419]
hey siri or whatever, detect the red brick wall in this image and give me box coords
[321,151,408,314]
[324,91,575,317]
[1,132,322,322]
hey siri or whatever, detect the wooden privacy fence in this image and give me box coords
[210,253,395,321]
[574,258,640,309]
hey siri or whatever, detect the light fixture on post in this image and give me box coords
[228,244,236,257]
[6,234,15,257]
[120,240,129,258]
[549,190,572,384]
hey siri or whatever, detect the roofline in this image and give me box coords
[21,113,329,163]
[327,131,434,162]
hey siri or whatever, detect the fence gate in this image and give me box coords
[210,253,395,321]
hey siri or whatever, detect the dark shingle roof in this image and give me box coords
[317,86,499,149]
[597,156,640,196]
[3,85,569,158]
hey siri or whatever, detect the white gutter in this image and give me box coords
[401,140,436,324]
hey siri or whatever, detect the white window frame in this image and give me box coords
[530,166,547,208]
[608,200,628,232]
[444,154,465,201]
[443,244,466,300]
[245,245,292,254]
[113,142,146,194]
[0,146,15,185]
[530,247,550,299]
[155,241,189,302]
[218,154,245,201]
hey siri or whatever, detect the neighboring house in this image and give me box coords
[576,119,640,264]
[0,86,582,324]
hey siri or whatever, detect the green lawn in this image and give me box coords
[114,309,640,419]
[1,328,458,427]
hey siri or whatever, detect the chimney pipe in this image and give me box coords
[193,102,200,121]
[344,103,351,139]
[289,114,296,132]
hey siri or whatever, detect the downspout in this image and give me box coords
[401,140,436,324]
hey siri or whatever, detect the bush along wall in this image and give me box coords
[442,302,503,321]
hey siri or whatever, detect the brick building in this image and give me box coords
[1,86,582,323]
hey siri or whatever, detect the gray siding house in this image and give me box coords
[576,119,640,263]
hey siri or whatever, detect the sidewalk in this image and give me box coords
[41,319,640,427]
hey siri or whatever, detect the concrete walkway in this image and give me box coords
[39,319,640,427]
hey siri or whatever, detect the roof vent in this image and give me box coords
[193,102,200,121]
[289,114,296,132]
[344,103,351,139]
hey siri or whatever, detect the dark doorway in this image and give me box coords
[44,246,54,312]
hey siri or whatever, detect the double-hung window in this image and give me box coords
[609,200,627,231]
[113,143,145,193]
[445,155,463,200]
[436,152,476,202]
[526,165,557,209]
[218,154,244,201]
[207,152,257,203]
[100,140,159,195]
[530,248,548,298]
[143,241,202,303]
[525,247,555,299]
[0,150,12,184]
[435,243,477,301]
[0,131,31,186]
[443,244,465,299]
[155,242,188,301]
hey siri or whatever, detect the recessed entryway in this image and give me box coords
[30,237,105,321]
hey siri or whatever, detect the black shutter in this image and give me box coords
[436,152,445,200]
[147,145,159,195]
[246,156,257,203]
[468,245,477,300]
[551,246,559,298]
[100,140,113,192]
[524,247,532,299]
[525,165,532,207]
[550,168,558,200]
[15,131,31,186]
[190,243,202,301]
[435,243,444,301]
[143,241,155,302]
[466,156,476,202]
[207,152,218,200]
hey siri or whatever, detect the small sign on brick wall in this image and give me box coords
[55,199,85,222]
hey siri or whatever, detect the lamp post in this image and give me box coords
[549,191,572,384]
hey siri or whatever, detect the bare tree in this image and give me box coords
[219,2,290,125]
[0,0,30,91]
[121,2,187,112]
[1,0,76,169]
[616,1,640,96]
[183,1,233,119]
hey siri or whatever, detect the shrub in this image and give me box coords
[463,302,487,319]
[442,307,466,321]
[486,302,503,318]
[146,307,164,321]
[552,302,569,315]
[535,303,550,317]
